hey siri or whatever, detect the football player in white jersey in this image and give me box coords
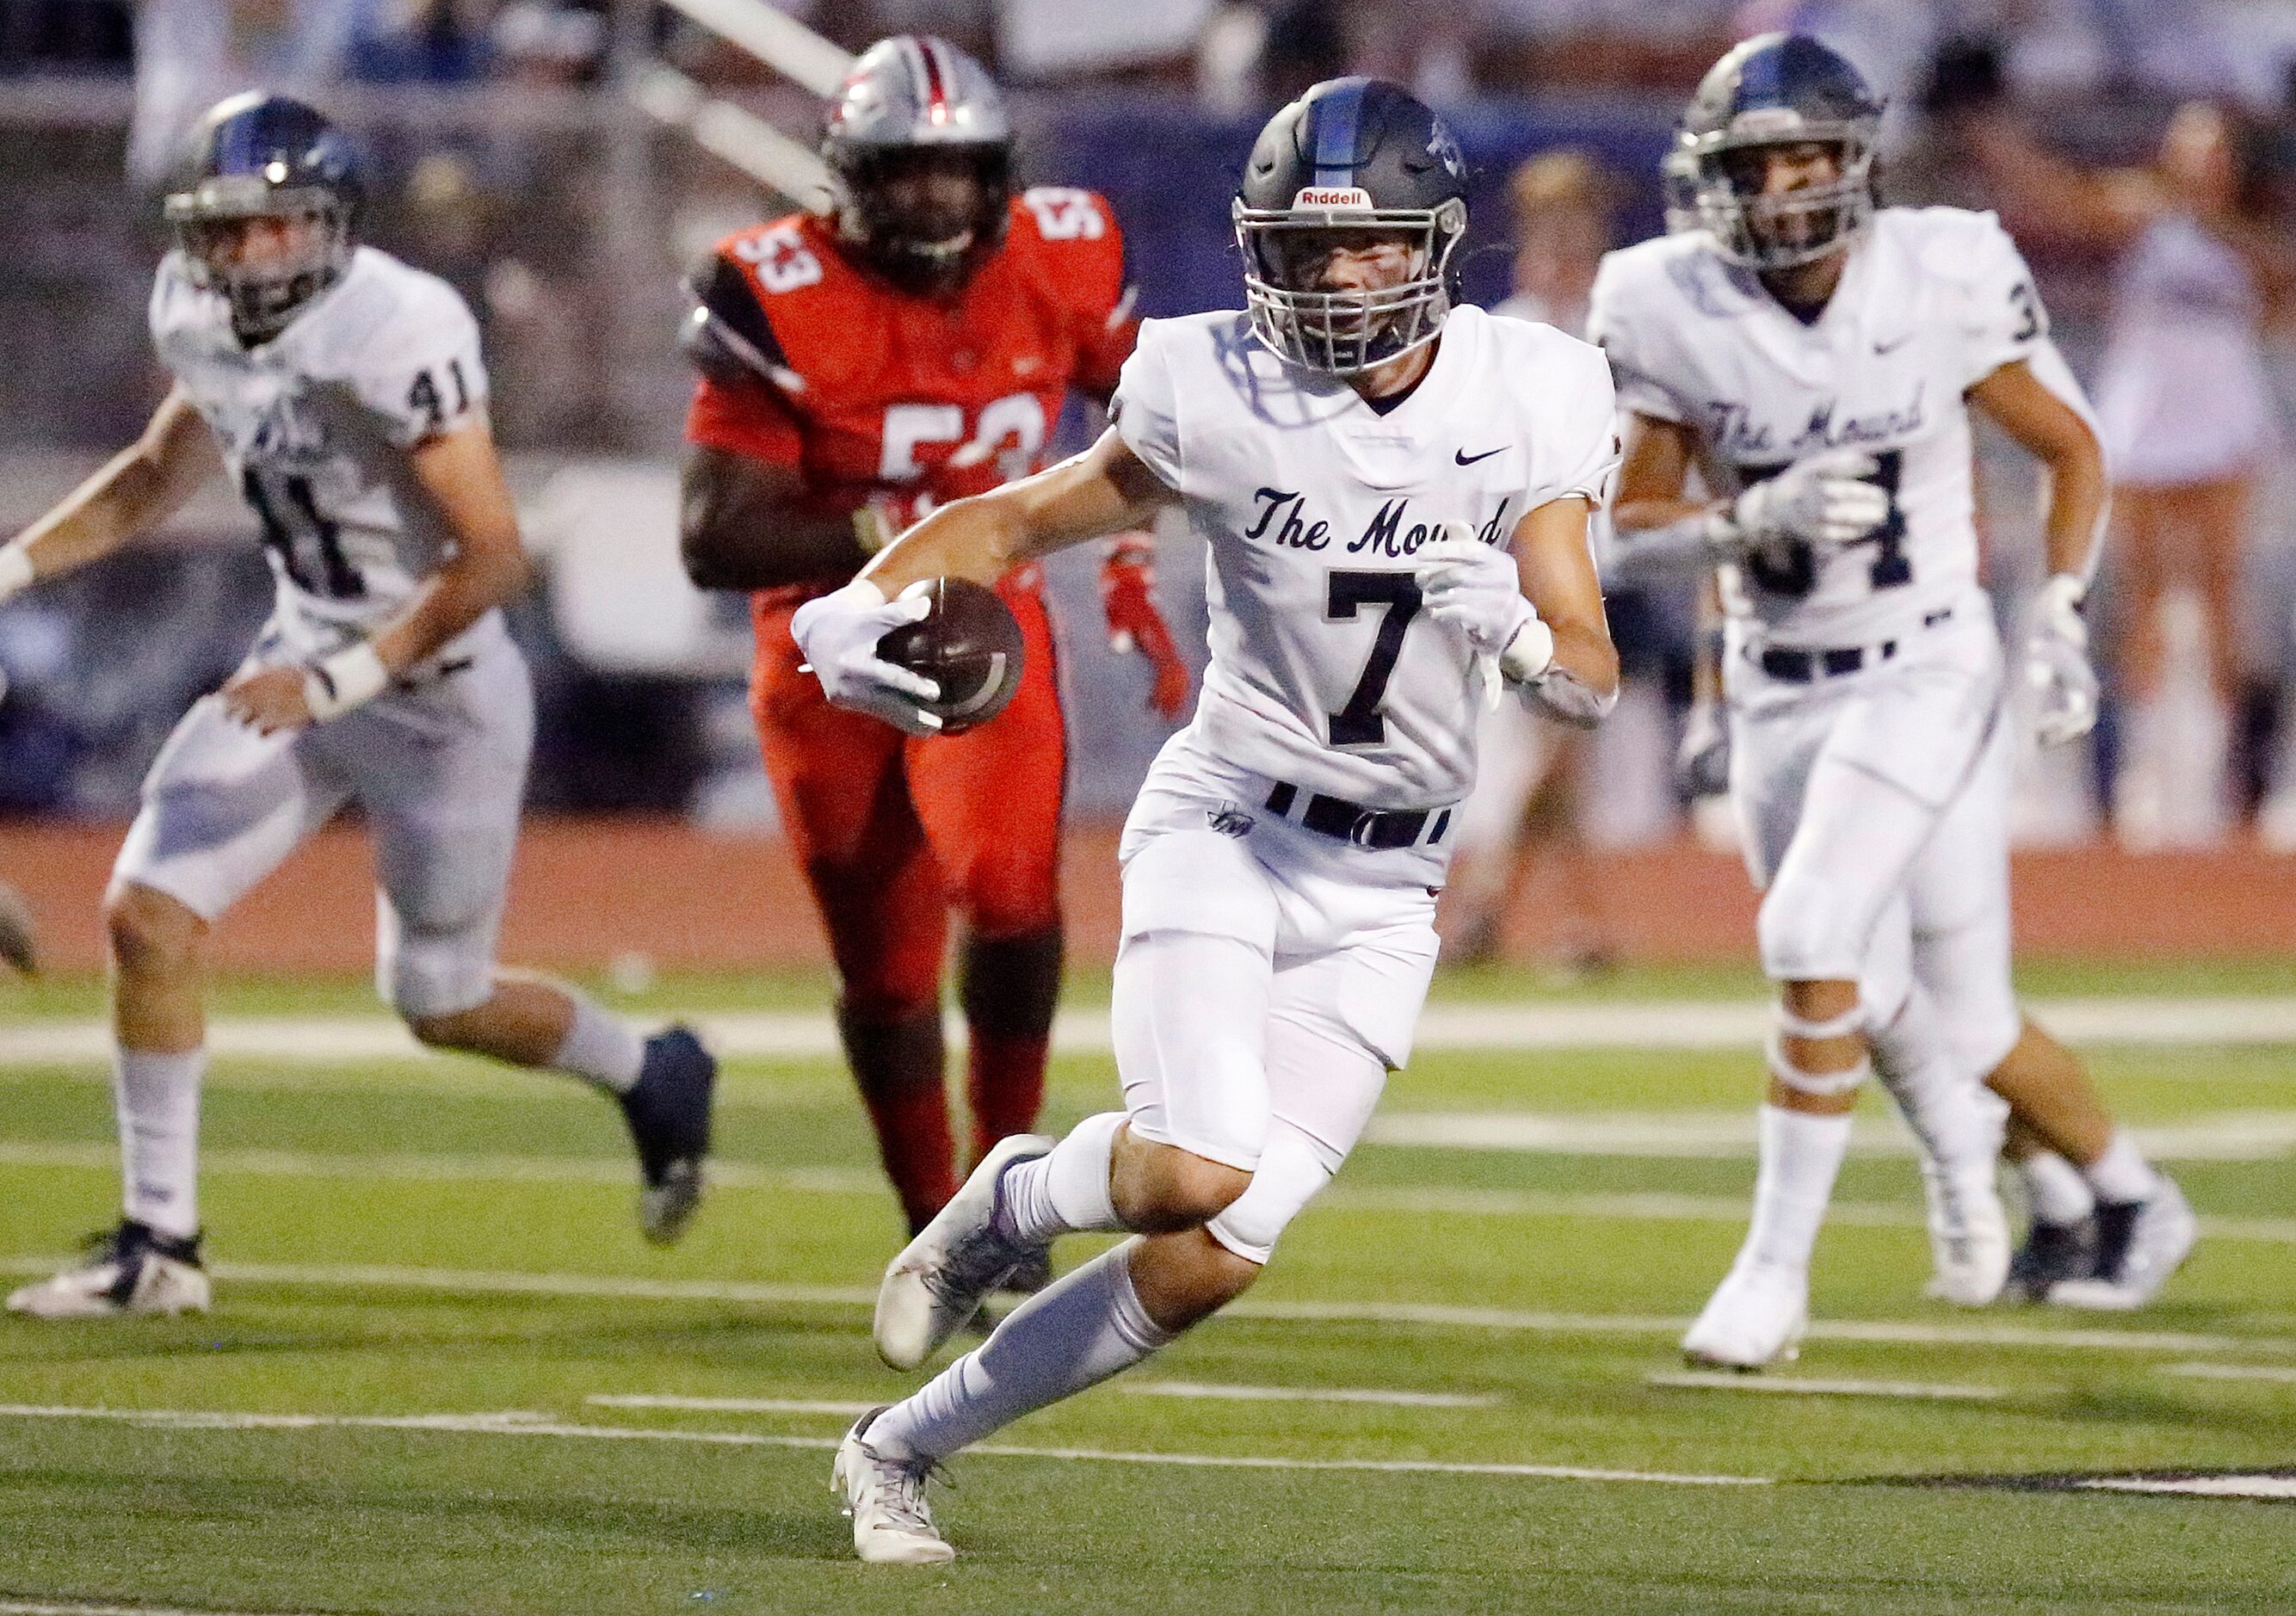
[789,77,1619,1563]
[0,93,718,1320]
[1593,35,2193,1366]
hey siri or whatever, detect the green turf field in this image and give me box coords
[3,967,2294,1614]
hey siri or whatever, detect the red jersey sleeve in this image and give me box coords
[1010,188,1139,400]
[678,237,808,470]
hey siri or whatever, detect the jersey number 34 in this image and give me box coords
[1741,449,1910,598]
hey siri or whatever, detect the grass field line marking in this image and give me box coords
[1646,1372,2014,1402]
[0,1603,328,1616]
[2159,1362,2296,1385]
[0,1256,2262,1354]
[589,1394,879,1416]
[9,994,2296,1065]
[0,1403,1768,1487]
[2078,1475,2296,1500]
[12,1144,2296,1246]
[1122,1380,1503,1408]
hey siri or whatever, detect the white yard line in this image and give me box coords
[0,1255,2265,1354]
[0,1605,327,1616]
[588,1394,878,1416]
[2159,1362,2296,1385]
[6,995,2296,1067]
[2079,1475,2296,1500]
[0,1403,1767,1487]
[1123,1381,1501,1408]
[1646,1372,2014,1402]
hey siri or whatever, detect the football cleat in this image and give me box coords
[832,1408,955,1565]
[617,1027,717,1245]
[6,1220,211,1319]
[1681,1261,1807,1370]
[1919,1156,2012,1306]
[2047,1175,2198,1311]
[874,1132,1051,1370]
[2006,1217,2097,1301]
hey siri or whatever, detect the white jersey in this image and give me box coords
[1112,304,1617,811]
[151,244,491,651]
[2097,212,2274,484]
[1589,207,2061,647]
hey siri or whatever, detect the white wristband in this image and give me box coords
[303,642,390,721]
[1497,614,1556,684]
[0,546,34,605]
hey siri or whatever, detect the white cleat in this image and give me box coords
[7,1221,212,1320]
[833,1409,956,1565]
[1920,1156,2012,1307]
[874,1132,1052,1371]
[2048,1175,2199,1311]
[1681,1261,1807,1370]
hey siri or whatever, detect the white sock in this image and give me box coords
[2017,1150,2096,1225]
[1867,984,2007,1169]
[867,1242,1173,1463]
[1000,1111,1126,1243]
[115,1048,205,1240]
[1742,1104,1853,1273]
[2081,1129,2157,1205]
[550,993,645,1094]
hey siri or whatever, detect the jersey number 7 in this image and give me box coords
[1740,449,1910,598]
[1326,571,1422,746]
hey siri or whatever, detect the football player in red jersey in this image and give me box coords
[679,34,1187,1240]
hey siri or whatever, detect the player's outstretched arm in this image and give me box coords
[221,419,532,736]
[790,429,1176,734]
[858,426,1176,598]
[0,387,219,600]
[1969,355,2111,745]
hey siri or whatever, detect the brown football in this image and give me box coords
[874,577,1026,735]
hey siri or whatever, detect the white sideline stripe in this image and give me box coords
[1124,1381,1502,1409]
[2160,1362,2296,1385]
[1647,1372,2013,1403]
[1364,1108,2296,1163]
[2080,1475,2296,1500]
[0,1605,325,1616]
[7,994,2296,1066]
[589,1394,877,1416]
[0,1257,2264,1354]
[9,1146,2296,1247]
[0,1403,1768,1488]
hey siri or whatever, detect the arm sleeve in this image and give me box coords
[1536,343,1623,508]
[1954,212,2051,388]
[1109,320,1184,494]
[1584,261,1688,424]
[351,280,490,449]
[678,249,806,469]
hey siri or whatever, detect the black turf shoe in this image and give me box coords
[2007,1217,2096,1301]
[618,1026,717,1245]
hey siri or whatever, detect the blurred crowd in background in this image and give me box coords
[9,0,2296,957]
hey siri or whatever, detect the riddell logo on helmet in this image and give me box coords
[1292,187,1373,209]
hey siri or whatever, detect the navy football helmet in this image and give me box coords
[1234,77,1468,374]
[1680,34,1882,271]
[164,91,362,343]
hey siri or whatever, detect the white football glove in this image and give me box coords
[789,579,944,737]
[1417,528,1554,709]
[2025,572,2098,747]
[1722,449,1891,551]
[1674,697,1731,799]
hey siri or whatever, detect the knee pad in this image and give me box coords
[1205,1127,1339,1266]
[1766,1002,1871,1099]
[1756,873,1877,984]
[378,922,496,1021]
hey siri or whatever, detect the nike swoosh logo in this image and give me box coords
[1454,446,1506,466]
[1873,333,1916,355]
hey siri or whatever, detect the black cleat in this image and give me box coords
[1000,1246,1053,1298]
[2007,1217,2096,1300]
[618,1026,717,1245]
